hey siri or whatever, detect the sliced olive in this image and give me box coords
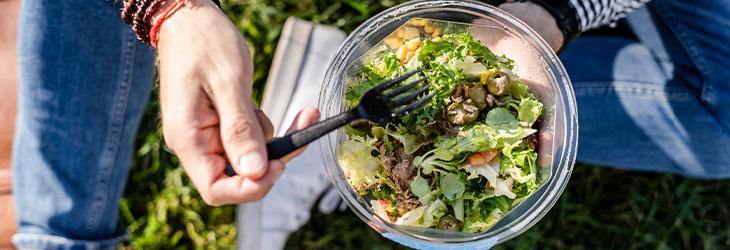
[437,215,461,231]
[446,99,479,125]
[487,71,510,96]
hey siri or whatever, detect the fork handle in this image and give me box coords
[266,110,356,160]
[225,110,356,176]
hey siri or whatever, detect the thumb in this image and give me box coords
[219,99,269,180]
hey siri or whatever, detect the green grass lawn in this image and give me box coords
[120,0,730,249]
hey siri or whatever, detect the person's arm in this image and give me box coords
[500,0,651,51]
[122,0,319,206]
[569,0,651,31]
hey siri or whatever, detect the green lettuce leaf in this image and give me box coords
[413,147,457,175]
[409,175,435,203]
[454,198,465,222]
[385,124,429,154]
[394,199,447,228]
[370,126,393,153]
[450,55,487,81]
[463,207,503,233]
[506,80,534,100]
[501,146,540,198]
[485,108,519,130]
[440,173,466,201]
[422,199,448,227]
[431,121,536,160]
[516,97,543,126]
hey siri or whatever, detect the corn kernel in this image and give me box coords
[397,47,408,64]
[396,28,405,39]
[406,51,415,62]
[384,37,403,49]
[432,27,443,37]
[406,38,421,51]
[480,71,490,84]
[409,19,425,27]
[403,27,420,40]
[424,24,434,33]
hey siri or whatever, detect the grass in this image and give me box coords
[287,167,730,249]
[120,0,730,249]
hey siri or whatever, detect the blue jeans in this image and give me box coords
[560,0,730,178]
[11,0,730,249]
[12,0,155,248]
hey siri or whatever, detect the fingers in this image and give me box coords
[207,160,285,205]
[176,147,285,206]
[279,108,321,163]
[216,92,270,180]
[198,40,266,180]
[166,106,320,205]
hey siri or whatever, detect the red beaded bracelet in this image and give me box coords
[149,0,186,47]
[121,0,222,46]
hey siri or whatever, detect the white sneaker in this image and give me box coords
[237,17,346,250]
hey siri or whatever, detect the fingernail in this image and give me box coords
[238,151,265,176]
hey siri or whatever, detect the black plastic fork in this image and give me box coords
[225,68,432,176]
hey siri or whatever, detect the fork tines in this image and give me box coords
[393,92,434,117]
[379,67,434,118]
[373,67,424,91]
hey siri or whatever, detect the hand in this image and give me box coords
[155,0,320,206]
[499,2,564,52]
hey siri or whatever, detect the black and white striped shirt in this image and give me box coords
[569,0,651,31]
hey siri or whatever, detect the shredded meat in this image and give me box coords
[485,93,499,108]
[436,118,459,136]
[452,85,465,99]
[393,147,415,193]
[380,143,396,168]
[395,197,421,216]
[379,144,420,216]
[380,145,415,195]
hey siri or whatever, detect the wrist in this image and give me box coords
[151,0,225,48]
[150,0,219,24]
[499,2,564,52]
[149,0,175,25]
[154,0,253,90]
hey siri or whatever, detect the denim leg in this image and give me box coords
[12,0,155,248]
[642,0,730,129]
[561,2,730,179]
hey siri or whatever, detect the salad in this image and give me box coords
[338,19,544,233]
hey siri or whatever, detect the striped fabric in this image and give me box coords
[569,0,651,31]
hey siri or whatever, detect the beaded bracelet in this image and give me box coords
[121,0,222,45]
[148,0,186,47]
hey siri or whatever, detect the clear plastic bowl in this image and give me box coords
[318,0,578,248]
